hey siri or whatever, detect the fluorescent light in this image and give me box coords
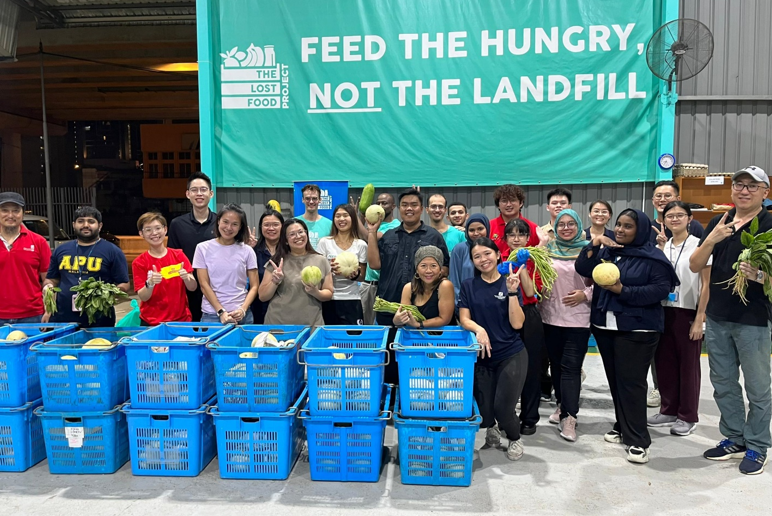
[153,62,199,72]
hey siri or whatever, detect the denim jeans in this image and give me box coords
[200,311,254,325]
[705,316,772,455]
[0,315,43,325]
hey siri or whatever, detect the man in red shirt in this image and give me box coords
[489,184,546,258]
[0,192,51,324]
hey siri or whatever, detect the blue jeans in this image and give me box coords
[200,311,254,325]
[706,316,772,455]
[0,315,43,325]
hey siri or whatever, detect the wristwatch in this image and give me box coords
[757,270,764,282]
[217,308,226,317]
[508,292,518,297]
[145,280,153,289]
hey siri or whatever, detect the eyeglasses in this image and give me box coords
[653,193,675,201]
[429,204,445,211]
[557,222,577,229]
[188,187,210,194]
[732,182,764,193]
[499,199,519,206]
[142,226,165,235]
[288,230,306,239]
[665,213,688,221]
[591,210,610,216]
[262,222,281,229]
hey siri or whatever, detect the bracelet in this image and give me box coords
[507,291,518,297]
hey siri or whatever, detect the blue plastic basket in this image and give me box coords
[31,328,145,412]
[392,327,480,419]
[35,404,129,474]
[301,384,391,482]
[393,388,481,487]
[210,386,307,480]
[299,326,389,417]
[0,324,77,407]
[121,322,234,410]
[0,398,46,472]
[122,395,217,477]
[208,325,310,412]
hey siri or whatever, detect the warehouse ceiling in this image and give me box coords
[0,2,199,124]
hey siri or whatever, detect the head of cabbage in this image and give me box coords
[301,265,323,285]
[335,251,360,277]
[365,205,385,224]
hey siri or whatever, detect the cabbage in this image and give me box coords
[301,265,323,285]
[335,251,360,277]
[365,205,385,224]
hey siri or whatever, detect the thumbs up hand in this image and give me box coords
[147,265,163,287]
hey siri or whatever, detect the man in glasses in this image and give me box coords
[650,180,704,245]
[540,188,573,239]
[299,184,332,250]
[426,193,465,252]
[691,165,772,475]
[167,172,216,322]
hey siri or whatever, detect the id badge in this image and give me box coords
[668,291,679,303]
[72,294,81,312]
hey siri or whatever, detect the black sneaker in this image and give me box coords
[520,423,536,436]
[703,439,747,461]
[739,450,768,475]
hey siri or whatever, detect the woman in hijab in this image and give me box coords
[575,208,678,465]
[539,209,593,443]
[449,214,490,303]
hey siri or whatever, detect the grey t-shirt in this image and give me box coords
[264,253,332,326]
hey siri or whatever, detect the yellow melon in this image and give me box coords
[82,338,113,349]
[4,330,28,341]
[592,262,621,286]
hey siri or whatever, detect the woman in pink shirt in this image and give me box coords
[539,209,593,442]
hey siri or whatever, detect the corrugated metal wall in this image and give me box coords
[675,0,772,172]
[0,0,20,58]
[218,183,654,229]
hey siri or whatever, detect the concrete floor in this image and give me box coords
[2,355,770,516]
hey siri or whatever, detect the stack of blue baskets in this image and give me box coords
[298,326,391,482]
[207,325,311,480]
[119,322,232,477]
[31,326,142,474]
[392,327,482,487]
[0,323,76,473]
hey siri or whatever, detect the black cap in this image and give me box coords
[0,192,25,207]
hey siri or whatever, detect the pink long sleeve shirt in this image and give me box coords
[538,258,593,328]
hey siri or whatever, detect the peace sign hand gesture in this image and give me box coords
[247,226,258,248]
[506,263,525,293]
[704,212,739,246]
[652,223,667,248]
[268,258,284,285]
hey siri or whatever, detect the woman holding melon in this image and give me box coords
[259,218,333,326]
[317,204,367,325]
[575,208,678,464]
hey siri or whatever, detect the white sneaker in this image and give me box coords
[506,439,524,461]
[604,429,623,444]
[485,425,501,448]
[647,413,677,427]
[627,446,650,464]
[581,368,587,384]
[647,389,661,407]
[548,405,561,424]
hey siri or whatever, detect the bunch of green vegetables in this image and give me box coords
[507,246,558,296]
[71,278,128,324]
[373,297,427,322]
[43,286,61,314]
[722,217,772,305]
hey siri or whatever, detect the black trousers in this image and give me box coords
[519,304,545,426]
[322,299,364,326]
[594,328,660,448]
[544,324,590,419]
[186,287,204,324]
[474,349,529,441]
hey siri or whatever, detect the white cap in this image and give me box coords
[732,166,769,186]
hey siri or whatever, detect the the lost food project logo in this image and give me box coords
[220,44,289,109]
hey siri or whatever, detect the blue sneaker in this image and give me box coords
[739,450,768,475]
[703,439,747,461]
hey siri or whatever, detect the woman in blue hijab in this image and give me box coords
[449,214,490,303]
[575,208,678,465]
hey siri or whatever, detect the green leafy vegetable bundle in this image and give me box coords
[507,246,558,296]
[71,278,128,324]
[723,217,772,305]
[373,297,426,322]
[43,286,61,315]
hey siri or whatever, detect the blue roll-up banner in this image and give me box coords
[293,181,349,220]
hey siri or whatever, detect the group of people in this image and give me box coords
[1,165,770,476]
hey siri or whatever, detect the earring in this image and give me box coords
[414,273,420,279]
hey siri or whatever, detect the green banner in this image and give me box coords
[206,0,663,187]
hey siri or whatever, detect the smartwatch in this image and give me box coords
[145,280,153,289]
[757,270,765,283]
[217,308,226,317]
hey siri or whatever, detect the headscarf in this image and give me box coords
[414,245,444,269]
[546,209,589,260]
[465,213,490,244]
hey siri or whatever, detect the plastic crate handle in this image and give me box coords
[389,342,481,352]
[151,415,170,421]
[297,348,390,367]
[64,417,83,424]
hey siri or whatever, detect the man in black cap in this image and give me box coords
[0,192,51,324]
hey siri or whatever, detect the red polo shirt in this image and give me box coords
[490,215,540,259]
[0,226,51,319]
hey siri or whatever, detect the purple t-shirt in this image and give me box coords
[192,239,258,314]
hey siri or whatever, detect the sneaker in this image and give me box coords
[485,425,501,448]
[520,423,536,436]
[670,419,696,436]
[647,389,661,407]
[506,439,524,461]
[540,392,552,403]
[581,368,587,384]
[549,406,561,424]
[604,429,623,444]
[647,413,677,427]
[703,439,747,461]
[739,450,768,475]
[627,446,650,464]
[559,415,577,442]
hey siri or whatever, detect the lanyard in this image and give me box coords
[668,237,687,271]
[76,239,100,281]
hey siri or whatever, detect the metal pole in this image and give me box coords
[39,42,55,248]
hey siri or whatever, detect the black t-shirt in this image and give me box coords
[167,211,216,263]
[650,218,704,243]
[700,208,772,326]
[458,275,525,363]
